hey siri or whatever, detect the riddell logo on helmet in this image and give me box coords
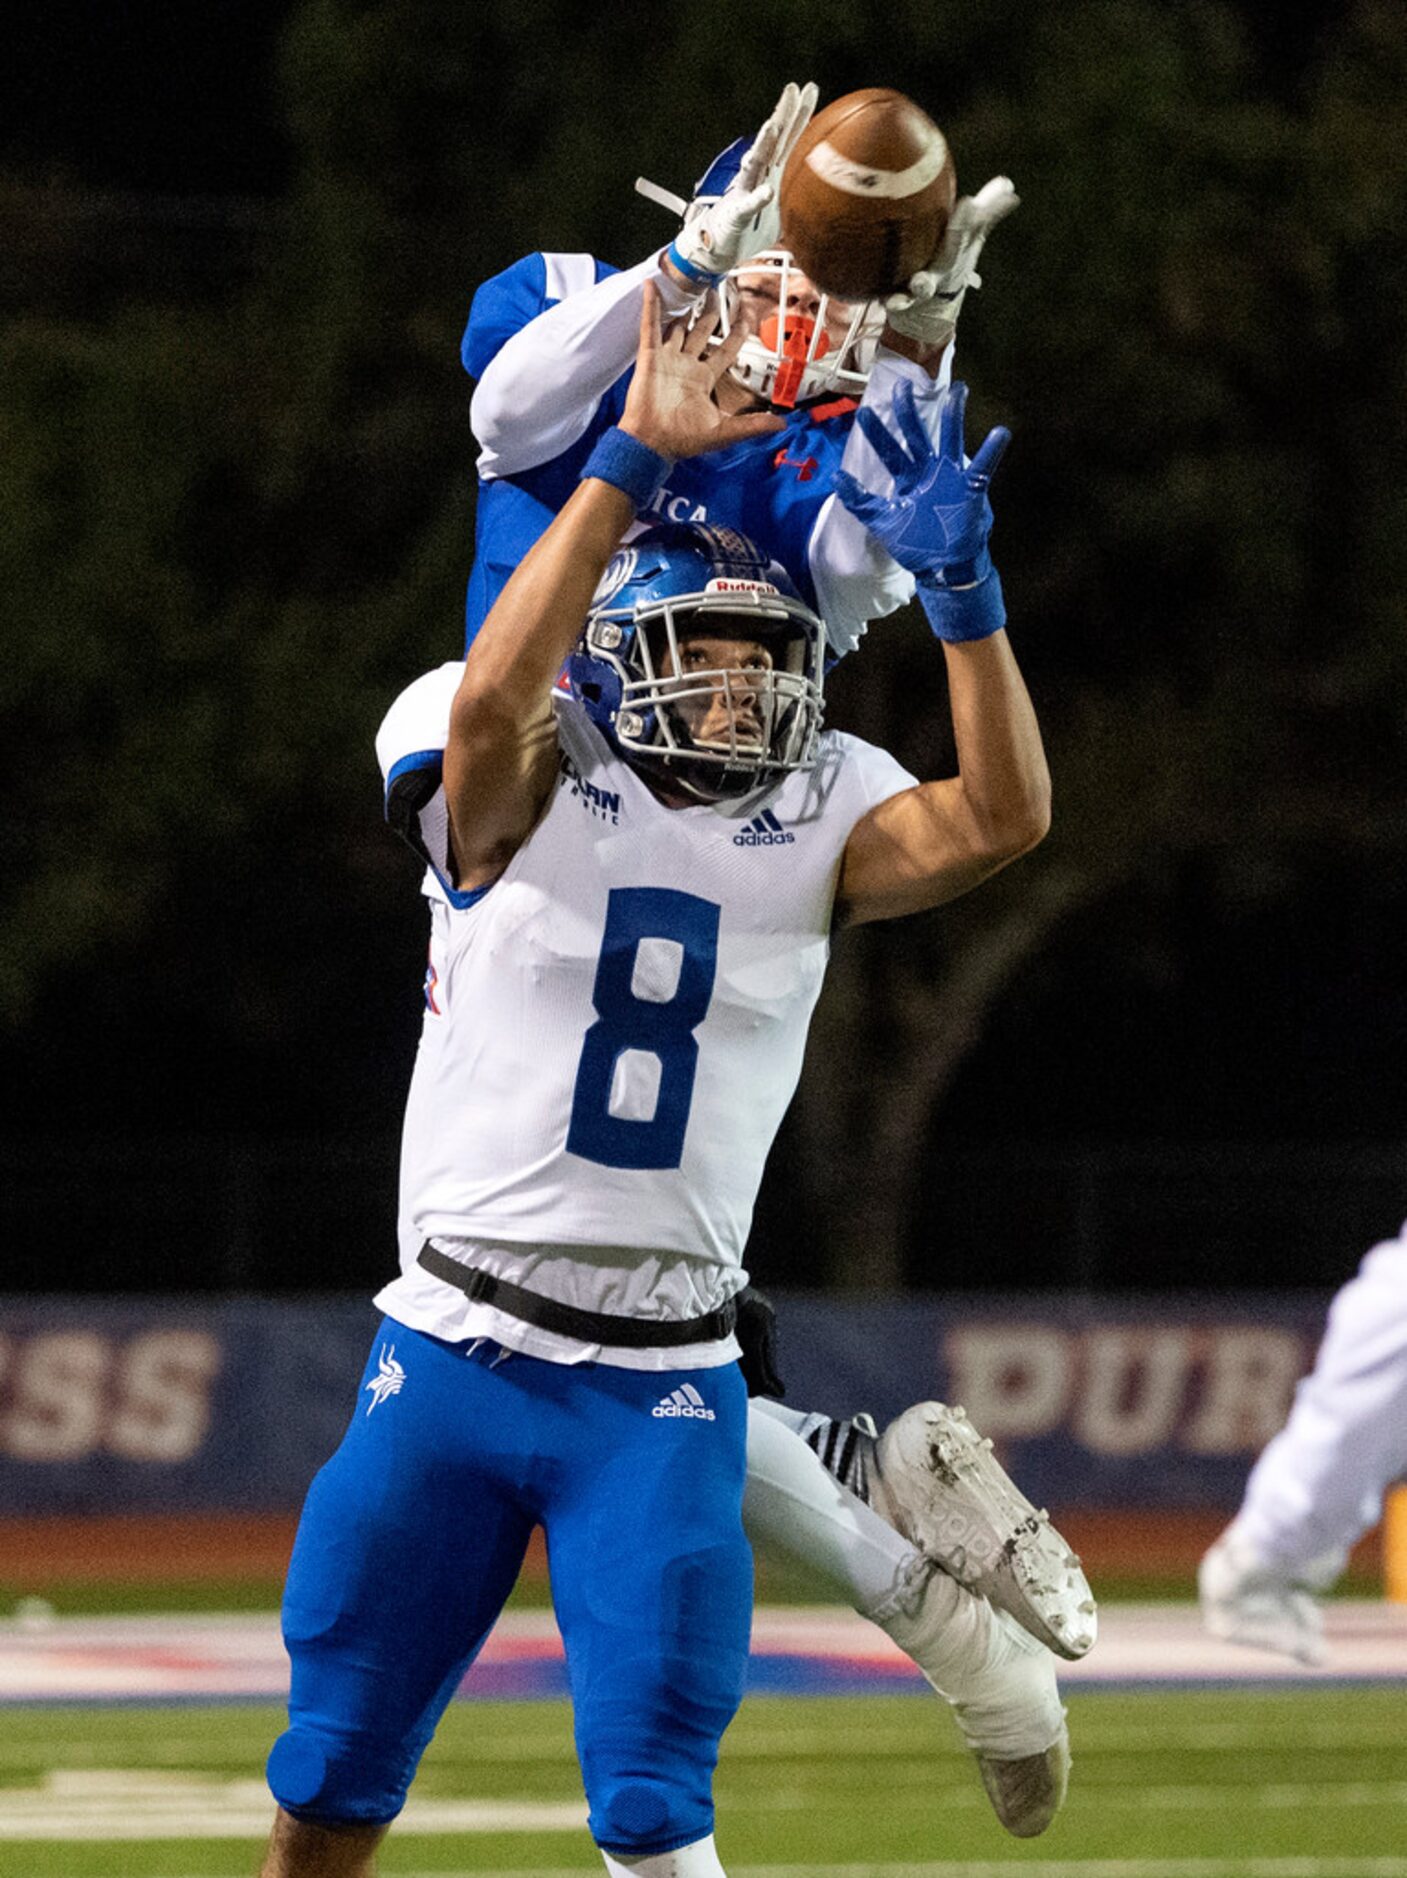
[704,577,779,596]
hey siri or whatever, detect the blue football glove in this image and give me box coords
[834,380,1011,642]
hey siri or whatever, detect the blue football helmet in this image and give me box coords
[566,523,826,802]
[653,139,885,410]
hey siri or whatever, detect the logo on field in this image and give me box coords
[364,1344,405,1415]
[733,808,794,847]
[653,1383,716,1422]
[561,752,621,824]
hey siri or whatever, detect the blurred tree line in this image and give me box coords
[3,0,1405,1290]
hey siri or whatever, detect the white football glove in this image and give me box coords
[884,176,1020,349]
[669,80,818,283]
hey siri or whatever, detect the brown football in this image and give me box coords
[778,88,956,302]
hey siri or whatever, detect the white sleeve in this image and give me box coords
[375,663,464,893]
[809,343,956,660]
[470,252,705,480]
[837,730,921,815]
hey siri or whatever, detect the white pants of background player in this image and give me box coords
[1231,1222,1407,1573]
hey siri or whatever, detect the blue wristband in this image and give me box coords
[917,558,1008,643]
[666,239,725,287]
[580,427,672,509]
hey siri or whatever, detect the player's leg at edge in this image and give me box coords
[745,1400,1071,1838]
[260,1814,729,1878]
[260,1813,387,1877]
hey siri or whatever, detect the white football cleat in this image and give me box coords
[1198,1524,1342,1667]
[955,1610,1071,1838]
[883,1563,1071,1838]
[974,1722,1072,1839]
[868,1401,1097,1661]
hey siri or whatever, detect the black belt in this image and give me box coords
[417,1244,738,1349]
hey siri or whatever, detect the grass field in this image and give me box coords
[3,1687,1407,1878]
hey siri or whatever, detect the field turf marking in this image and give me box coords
[0,1769,584,1841]
[416,1864,1407,1877]
[160,1861,1407,1878]
[6,1765,1407,1839]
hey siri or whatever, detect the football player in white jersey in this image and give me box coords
[261,296,1061,1878]
[458,77,1094,1840]
[1200,1221,1407,1664]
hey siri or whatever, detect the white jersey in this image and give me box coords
[373,664,915,1364]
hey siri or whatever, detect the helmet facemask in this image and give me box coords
[580,580,825,803]
[636,142,883,411]
[706,251,886,411]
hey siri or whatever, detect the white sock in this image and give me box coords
[601,1832,726,1876]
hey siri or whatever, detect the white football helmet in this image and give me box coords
[641,138,886,410]
[714,248,885,410]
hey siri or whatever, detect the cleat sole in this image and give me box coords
[872,1402,1098,1661]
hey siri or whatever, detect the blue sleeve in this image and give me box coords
[461,253,636,649]
[463,376,632,652]
[462,254,548,379]
[461,253,619,380]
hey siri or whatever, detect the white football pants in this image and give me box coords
[1234,1221,1407,1573]
[745,1397,919,1613]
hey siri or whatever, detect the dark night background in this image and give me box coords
[3,0,1404,1298]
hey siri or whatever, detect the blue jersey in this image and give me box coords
[461,252,860,648]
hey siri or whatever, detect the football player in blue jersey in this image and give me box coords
[464,81,1019,659]
[262,293,1061,1878]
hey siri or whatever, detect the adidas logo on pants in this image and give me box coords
[653,1383,717,1421]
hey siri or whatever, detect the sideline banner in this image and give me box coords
[0,1293,1330,1515]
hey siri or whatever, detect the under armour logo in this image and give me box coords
[364,1343,406,1414]
[773,448,819,482]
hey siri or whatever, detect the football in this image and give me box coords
[778,89,956,303]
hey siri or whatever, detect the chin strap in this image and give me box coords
[635,175,689,217]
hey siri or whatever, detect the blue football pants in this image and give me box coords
[266,1321,752,1858]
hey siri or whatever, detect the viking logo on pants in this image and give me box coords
[364,1344,406,1415]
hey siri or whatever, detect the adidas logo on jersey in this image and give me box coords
[652,1383,716,1421]
[733,808,794,847]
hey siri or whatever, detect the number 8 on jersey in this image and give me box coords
[567,887,721,1171]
